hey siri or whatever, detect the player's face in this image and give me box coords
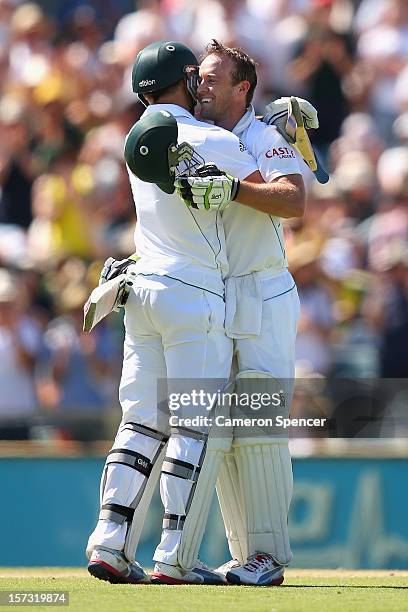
[197,54,242,124]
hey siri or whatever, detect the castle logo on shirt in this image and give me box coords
[265,147,295,159]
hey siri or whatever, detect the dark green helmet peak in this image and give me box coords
[124,110,205,194]
[125,110,178,194]
[132,41,199,105]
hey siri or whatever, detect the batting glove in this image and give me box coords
[263,97,319,142]
[175,174,240,211]
[99,255,138,286]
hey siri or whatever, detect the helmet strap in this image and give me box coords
[137,93,149,107]
[184,65,199,102]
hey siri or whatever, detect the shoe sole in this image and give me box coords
[88,561,149,585]
[151,573,192,585]
[151,572,225,586]
[226,571,284,586]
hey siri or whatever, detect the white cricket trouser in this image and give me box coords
[87,271,232,564]
[217,269,300,564]
[235,269,300,380]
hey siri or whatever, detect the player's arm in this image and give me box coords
[176,122,305,217]
[235,170,305,218]
[176,168,305,218]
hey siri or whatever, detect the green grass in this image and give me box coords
[0,569,406,612]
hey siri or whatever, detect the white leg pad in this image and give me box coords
[124,442,167,563]
[234,440,293,565]
[87,422,168,560]
[177,434,232,570]
[153,427,232,571]
[230,370,293,565]
[216,452,247,564]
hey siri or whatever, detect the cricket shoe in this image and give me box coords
[216,559,242,577]
[88,546,150,584]
[226,553,284,586]
[151,560,227,585]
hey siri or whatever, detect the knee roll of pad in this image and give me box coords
[232,369,289,444]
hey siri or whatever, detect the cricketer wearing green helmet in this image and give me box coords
[132,40,200,109]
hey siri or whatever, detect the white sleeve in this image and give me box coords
[203,128,259,180]
[257,127,302,182]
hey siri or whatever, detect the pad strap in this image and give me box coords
[122,422,169,442]
[100,503,134,524]
[106,448,153,477]
[163,512,186,530]
[170,425,208,442]
[161,457,201,482]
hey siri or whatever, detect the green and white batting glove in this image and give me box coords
[175,174,240,211]
[263,96,319,143]
[99,254,139,286]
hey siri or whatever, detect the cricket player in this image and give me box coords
[86,40,304,586]
[175,40,312,585]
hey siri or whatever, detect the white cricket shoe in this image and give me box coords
[216,559,242,577]
[151,560,227,585]
[226,553,285,586]
[87,546,150,584]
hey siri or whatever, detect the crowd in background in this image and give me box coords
[0,0,407,440]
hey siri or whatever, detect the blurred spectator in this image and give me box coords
[289,0,354,158]
[332,151,377,221]
[113,0,166,65]
[0,95,36,228]
[36,281,119,413]
[356,0,408,139]
[290,241,334,375]
[27,157,95,262]
[364,242,408,377]
[367,147,408,272]
[0,268,41,439]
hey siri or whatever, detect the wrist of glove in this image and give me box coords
[114,276,133,311]
[175,166,240,211]
[99,255,138,286]
[263,96,319,143]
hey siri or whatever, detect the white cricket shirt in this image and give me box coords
[127,104,258,280]
[223,105,303,276]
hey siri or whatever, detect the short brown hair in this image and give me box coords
[201,39,258,106]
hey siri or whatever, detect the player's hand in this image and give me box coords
[114,276,133,310]
[99,255,138,286]
[175,174,240,211]
[263,97,319,142]
[195,163,228,178]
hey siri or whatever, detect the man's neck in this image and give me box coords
[216,106,247,132]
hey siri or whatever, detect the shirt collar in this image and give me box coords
[143,103,194,120]
[232,105,255,137]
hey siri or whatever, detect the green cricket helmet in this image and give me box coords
[124,110,204,194]
[132,41,199,106]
